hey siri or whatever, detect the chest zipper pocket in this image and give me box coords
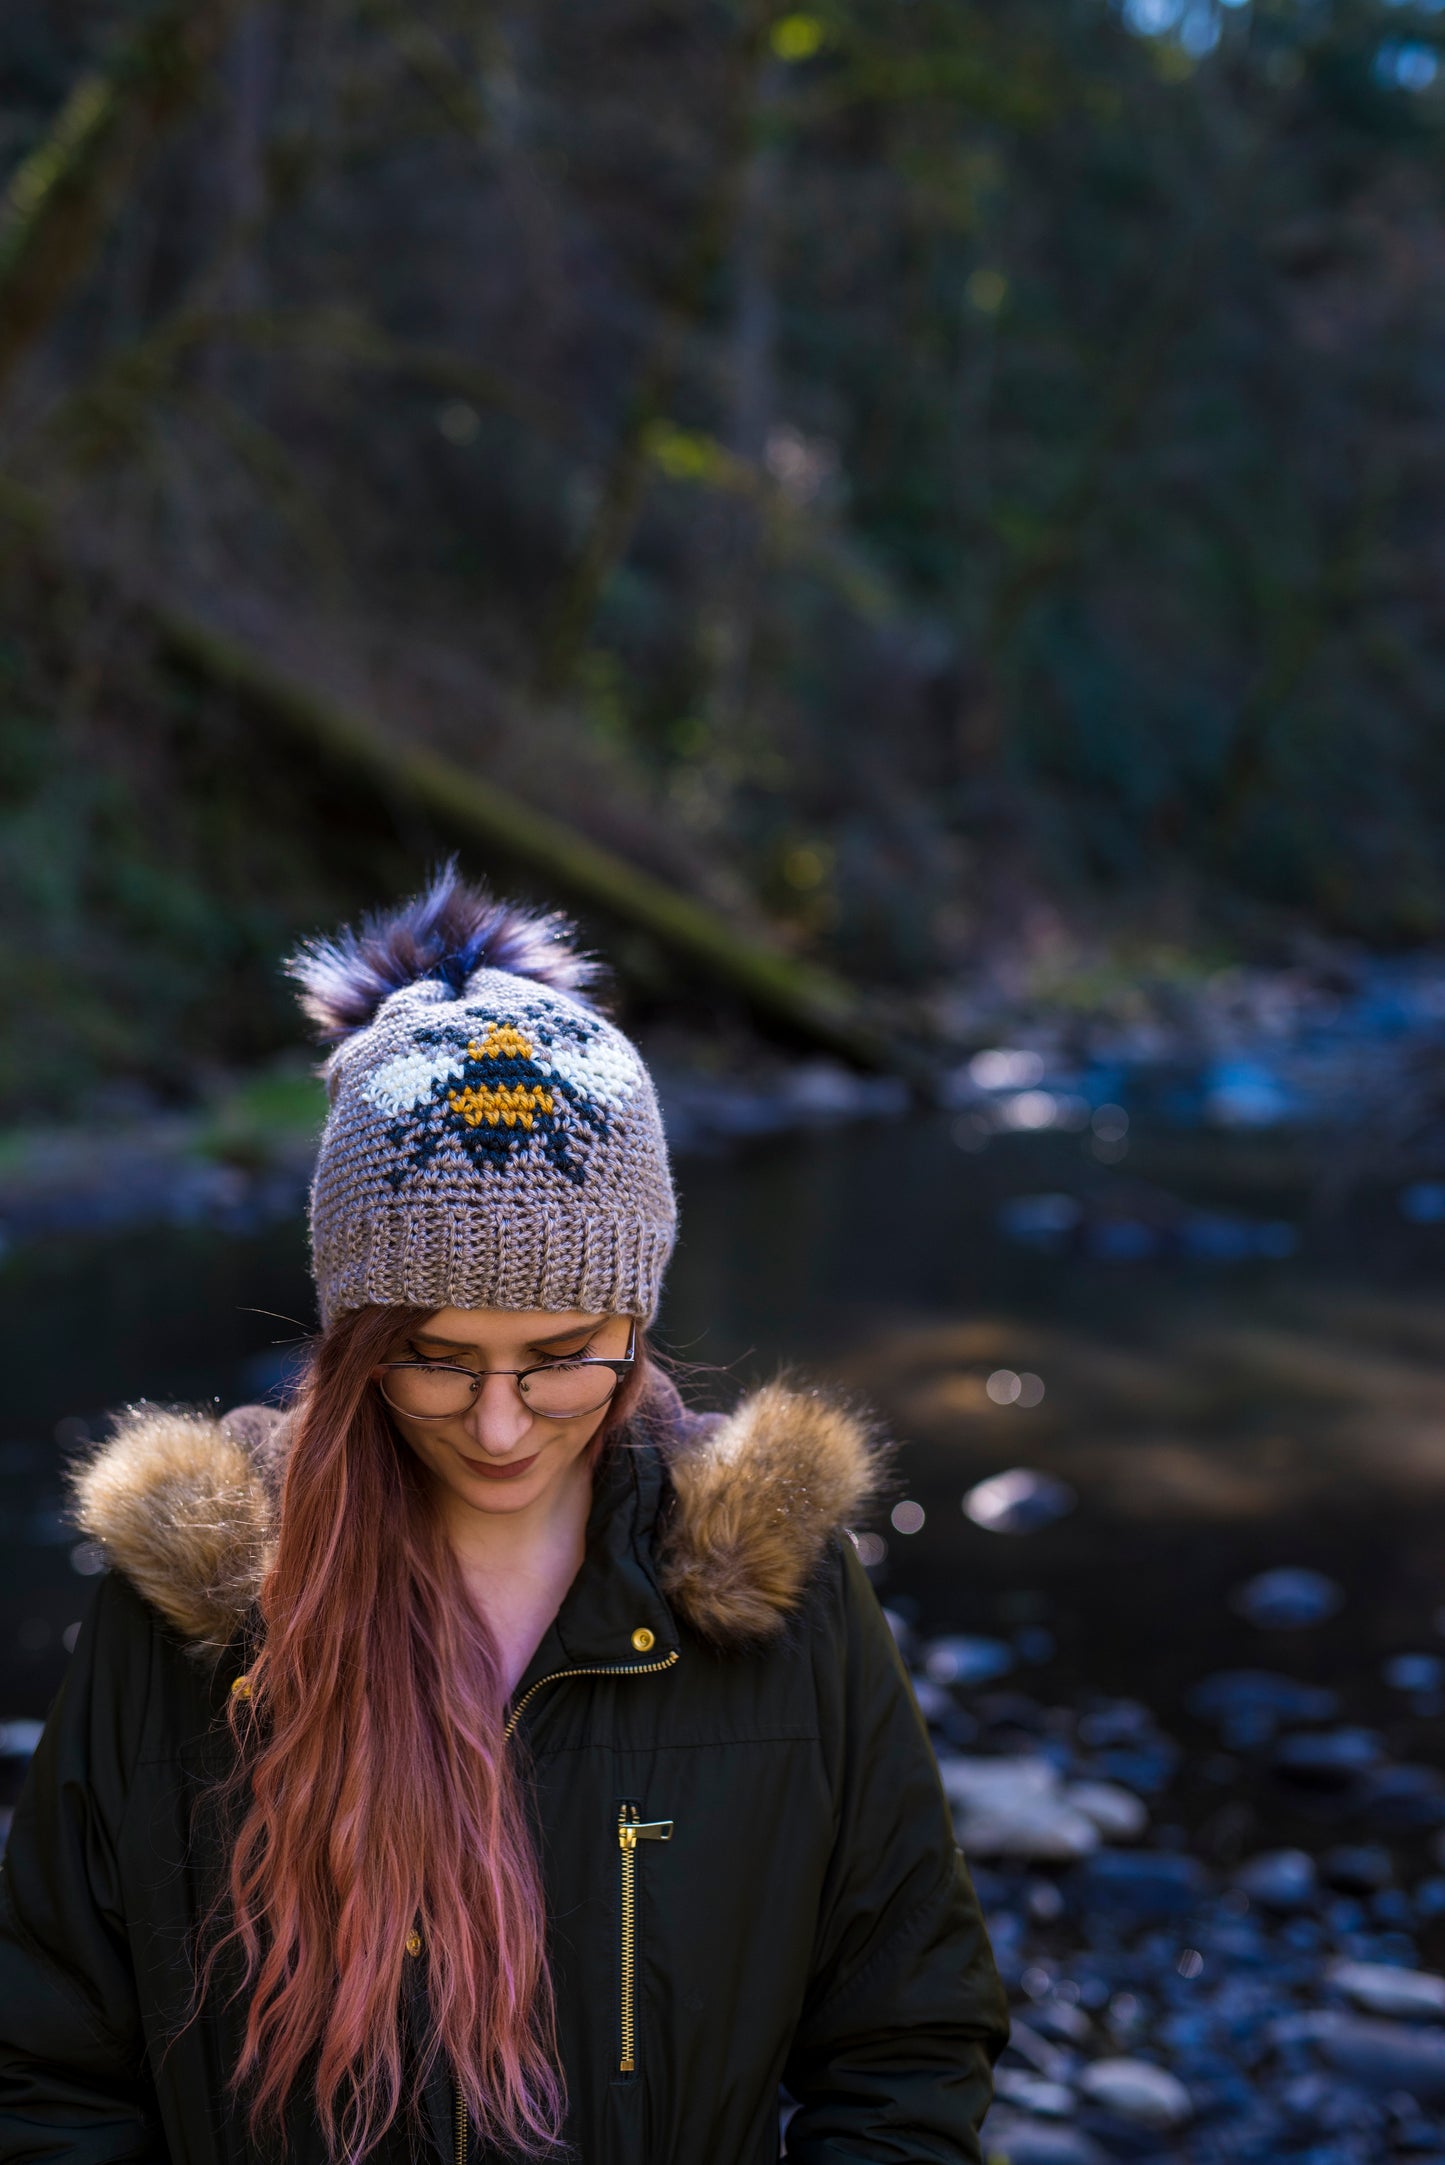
[617,1802,673,2077]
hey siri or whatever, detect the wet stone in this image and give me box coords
[1006,2018,1074,2080]
[993,2067,1079,2117]
[1323,1845,1394,1894]
[1186,1669,1340,1748]
[1079,2056,1193,2129]
[1080,1738,1181,1798]
[1065,1780,1150,1843]
[941,1754,1100,1862]
[1386,1654,1445,1695]
[1078,1700,1156,1749]
[923,1634,1015,1687]
[1207,1917,1271,1965]
[1373,1892,1415,1937]
[1231,1568,1344,1631]
[907,1673,953,1721]
[980,2111,1111,2164]
[963,1468,1077,1536]
[1310,2013,1445,2100]
[1362,1764,1445,1832]
[1235,1848,1318,1913]
[1328,1962,1445,2022]
[1274,1728,1383,1788]
[1074,1851,1209,1919]
[935,1704,982,1750]
[1029,1998,1093,2045]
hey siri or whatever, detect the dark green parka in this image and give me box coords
[0,1377,1007,2165]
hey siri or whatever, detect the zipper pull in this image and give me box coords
[617,1803,674,1851]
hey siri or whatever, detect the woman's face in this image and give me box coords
[379,1307,632,1521]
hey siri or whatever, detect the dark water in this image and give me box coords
[6,1114,1445,1853]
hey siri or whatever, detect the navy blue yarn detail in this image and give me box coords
[382,1018,610,1188]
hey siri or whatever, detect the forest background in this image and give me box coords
[3,0,1444,1119]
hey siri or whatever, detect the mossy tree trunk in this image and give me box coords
[0,0,245,404]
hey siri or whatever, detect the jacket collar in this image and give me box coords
[71,1370,884,1654]
[547,1429,678,1672]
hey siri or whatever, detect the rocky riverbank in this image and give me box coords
[890,1604,1445,2165]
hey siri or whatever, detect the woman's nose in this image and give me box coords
[461,1371,534,1454]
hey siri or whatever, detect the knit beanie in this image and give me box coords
[288,867,677,1327]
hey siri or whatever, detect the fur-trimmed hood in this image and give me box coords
[69,1382,885,1659]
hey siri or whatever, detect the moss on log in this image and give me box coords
[0,474,920,1078]
[153,608,911,1071]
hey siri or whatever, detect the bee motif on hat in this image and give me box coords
[364,1002,641,1188]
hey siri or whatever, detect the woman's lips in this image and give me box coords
[461,1452,540,1483]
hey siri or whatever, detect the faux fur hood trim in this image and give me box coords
[658,1382,885,1644]
[69,1385,885,1659]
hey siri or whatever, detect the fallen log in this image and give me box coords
[0,475,925,1079]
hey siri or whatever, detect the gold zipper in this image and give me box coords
[502,1649,679,1741]
[617,1803,673,2076]
[451,1649,680,2164]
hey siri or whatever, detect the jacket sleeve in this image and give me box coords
[781,1543,1009,2164]
[0,1574,166,2164]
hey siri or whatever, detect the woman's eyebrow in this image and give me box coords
[528,1319,605,1349]
[408,1319,603,1354]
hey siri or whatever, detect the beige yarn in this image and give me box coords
[310,968,676,1324]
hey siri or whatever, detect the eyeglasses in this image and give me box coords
[377,1320,637,1422]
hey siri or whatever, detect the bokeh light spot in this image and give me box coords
[966,268,1008,316]
[771,14,825,61]
[436,400,479,445]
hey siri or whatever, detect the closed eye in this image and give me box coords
[530,1336,598,1365]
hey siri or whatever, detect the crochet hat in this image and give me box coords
[289,866,677,1326]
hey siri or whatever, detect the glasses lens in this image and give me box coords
[382,1365,478,1418]
[521,1363,620,1418]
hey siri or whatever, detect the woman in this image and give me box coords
[0,869,1006,2165]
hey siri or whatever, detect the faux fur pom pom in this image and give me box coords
[286,860,603,1044]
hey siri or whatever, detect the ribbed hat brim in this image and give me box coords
[315,1204,674,1326]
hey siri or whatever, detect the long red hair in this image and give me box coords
[198,1304,651,2160]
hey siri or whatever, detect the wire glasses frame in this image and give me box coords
[377,1319,637,1422]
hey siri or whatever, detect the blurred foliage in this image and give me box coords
[3,0,1445,1112]
[193,1063,328,1167]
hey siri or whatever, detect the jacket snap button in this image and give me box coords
[405,1929,423,1959]
[230,1675,252,1700]
[631,1626,655,1653]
